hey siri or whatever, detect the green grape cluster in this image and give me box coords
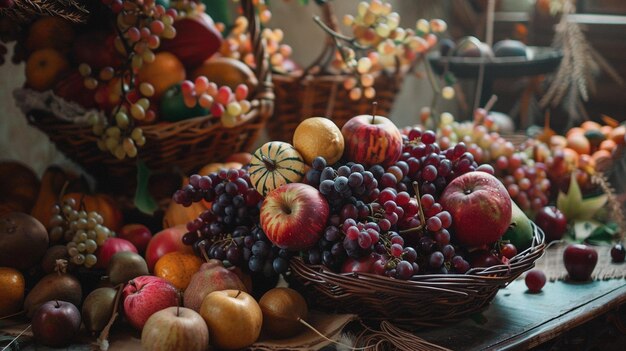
[48,198,114,268]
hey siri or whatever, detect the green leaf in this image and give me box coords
[585,222,618,245]
[134,160,158,215]
[573,220,602,241]
[203,0,231,27]
[557,176,607,221]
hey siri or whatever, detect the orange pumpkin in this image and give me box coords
[62,193,123,232]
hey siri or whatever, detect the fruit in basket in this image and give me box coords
[191,56,258,91]
[119,224,153,254]
[293,117,345,165]
[440,172,512,247]
[0,212,48,270]
[163,197,207,228]
[341,113,403,167]
[31,300,81,347]
[249,141,306,196]
[200,289,262,350]
[0,267,25,317]
[145,225,192,272]
[53,70,97,108]
[502,201,534,251]
[95,238,138,269]
[25,17,75,53]
[341,253,381,273]
[183,260,247,312]
[198,161,243,175]
[563,244,598,281]
[160,83,209,121]
[260,183,329,250]
[535,206,567,242]
[136,52,186,100]
[24,261,82,318]
[107,251,149,286]
[25,48,70,91]
[525,269,547,293]
[259,288,308,339]
[82,287,117,334]
[154,252,202,290]
[62,192,123,232]
[142,306,209,351]
[611,243,625,263]
[73,31,122,70]
[122,275,179,330]
[0,161,40,216]
[41,245,69,274]
[493,40,527,58]
[160,12,223,69]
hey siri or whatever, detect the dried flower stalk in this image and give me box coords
[0,0,89,24]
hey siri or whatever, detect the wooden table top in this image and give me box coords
[414,278,626,350]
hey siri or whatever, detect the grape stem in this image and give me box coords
[312,16,369,51]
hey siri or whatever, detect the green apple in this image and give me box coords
[160,83,209,122]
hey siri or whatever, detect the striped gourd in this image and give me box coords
[249,142,305,196]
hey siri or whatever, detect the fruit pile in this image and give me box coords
[175,110,534,281]
[10,0,259,159]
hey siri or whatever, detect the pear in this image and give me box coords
[107,252,149,286]
[183,259,247,312]
[502,201,534,251]
[82,287,118,335]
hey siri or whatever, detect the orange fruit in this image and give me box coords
[0,267,25,317]
[549,135,567,150]
[25,49,70,91]
[599,139,617,152]
[566,127,585,138]
[580,121,602,131]
[154,252,202,290]
[609,125,626,145]
[136,52,186,100]
[562,148,580,170]
[566,133,591,155]
[293,117,345,165]
[591,149,613,172]
[600,125,613,138]
[25,17,75,53]
[577,154,596,173]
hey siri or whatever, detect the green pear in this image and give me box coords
[502,201,534,251]
[82,287,117,335]
[107,251,149,285]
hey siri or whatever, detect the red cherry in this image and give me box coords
[525,269,546,293]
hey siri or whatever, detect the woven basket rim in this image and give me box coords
[290,222,546,291]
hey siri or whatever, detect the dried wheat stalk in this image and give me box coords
[540,0,624,125]
[0,0,89,23]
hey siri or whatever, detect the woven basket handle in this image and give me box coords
[235,0,274,125]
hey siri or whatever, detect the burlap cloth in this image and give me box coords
[529,242,626,281]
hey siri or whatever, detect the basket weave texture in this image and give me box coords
[289,223,545,328]
[266,3,403,142]
[24,0,273,185]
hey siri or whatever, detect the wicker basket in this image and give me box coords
[289,222,545,329]
[23,0,273,191]
[266,3,404,142]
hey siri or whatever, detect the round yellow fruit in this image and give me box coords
[293,117,344,165]
[0,267,25,317]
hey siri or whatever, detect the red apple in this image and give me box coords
[119,224,152,254]
[563,244,598,281]
[535,206,567,242]
[53,70,97,108]
[141,307,209,351]
[31,300,81,347]
[95,237,138,269]
[341,253,381,273]
[122,275,179,330]
[145,225,192,272]
[159,13,223,69]
[199,290,262,350]
[260,183,329,250]
[73,31,122,70]
[440,172,512,247]
[341,114,403,167]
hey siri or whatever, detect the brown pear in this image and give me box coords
[82,287,118,334]
[183,260,247,312]
[107,252,149,286]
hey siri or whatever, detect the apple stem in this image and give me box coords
[54,300,60,308]
[177,290,182,317]
[371,101,378,124]
[235,290,242,299]
[297,318,369,350]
